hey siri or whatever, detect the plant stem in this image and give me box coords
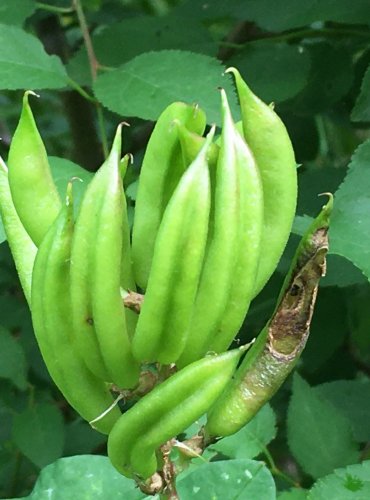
[72,0,109,158]
[66,77,96,103]
[266,26,370,43]
[73,0,98,81]
[263,446,300,488]
[219,26,370,51]
[36,2,74,14]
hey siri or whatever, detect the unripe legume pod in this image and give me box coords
[0,158,36,306]
[227,67,298,298]
[7,91,61,246]
[131,128,214,364]
[178,90,263,367]
[71,127,139,388]
[132,103,206,290]
[108,347,245,479]
[31,184,122,434]
[90,128,140,389]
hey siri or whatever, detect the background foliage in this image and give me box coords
[0,0,370,498]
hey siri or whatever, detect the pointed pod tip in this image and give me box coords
[318,192,334,214]
[225,66,239,77]
[24,90,40,100]
[239,337,256,354]
[202,124,216,152]
[119,153,133,177]
[107,124,124,163]
[21,91,40,120]
[219,87,230,110]
[65,177,83,207]
[207,124,216,139]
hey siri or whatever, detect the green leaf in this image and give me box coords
[229,42,311,103]
[0,327,27,390]
[292,215,313,237]
[315,380,370,442]
[68,15,217,86]
[235,0,370,31]
[177,459,276,500]
[49,156,93,213]
[0,157,92,244]
[126,180,139,202]
[347,286,370,364]
[0,400,13,442]
[329,140,370,281]
[210,404,277,460]
[0,295,31,330]
[283,43,353,115]
[301,288,347,372]
[291,163,367,287]
[278,489,308,499]
[0,0,35,26]
[352,63,370,122]
[12,404,65,469]
[281,227,365,289]
[320,255,367,288]
[0,23,68,90]
[308,461,370,500]
[94,50,237,125]
[287,374,359,479]
[25,455,144,499]
[64,420,106,456]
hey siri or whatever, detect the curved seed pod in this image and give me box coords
[205,197,332,438]
[108,347,244,479]
[70,170,112,382]
[31,184,121,434]
[90,130,140,389]
[227,67,298,297]
[132,103,206,290]
[71,127,140,388]
[0,159,37,306]
[131,128,214,364]
[176,122,219,251]
[8,91,61,246]
[207,122,264,354]
[177,90,261,367]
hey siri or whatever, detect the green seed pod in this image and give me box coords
[227,67,298,297]
[178,90,263,367]
[0,158,37,306]
[131,128,214,364]
[132,103,206,290]
[108,347,244,479]
[31,184,122,434]
[71,126,140,388]
[7,91,61,246]
[90,129,140,389]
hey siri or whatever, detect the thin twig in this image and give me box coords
[36,1,74,14]
[262,446,300,488]
[72,0,109,158]
[73,0,98,80]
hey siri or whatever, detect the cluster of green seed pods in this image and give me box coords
[0,68,331,486]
